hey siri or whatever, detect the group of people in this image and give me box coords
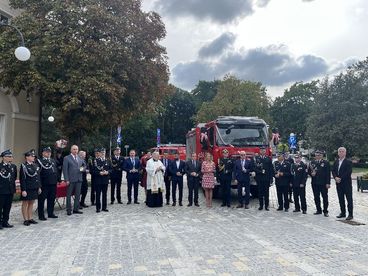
[0,143,354,229]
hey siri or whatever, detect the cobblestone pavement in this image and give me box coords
[1,177,368,276]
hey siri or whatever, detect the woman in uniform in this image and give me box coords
[20,150,41,226]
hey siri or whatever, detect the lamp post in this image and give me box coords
[0,22,31,61]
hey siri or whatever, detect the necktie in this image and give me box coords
[193,160,195,167]
[132,158,135,167]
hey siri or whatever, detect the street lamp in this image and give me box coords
[48,108,56,122]
[0,22,31,61]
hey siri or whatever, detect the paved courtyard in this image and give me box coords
[1,177,368,276]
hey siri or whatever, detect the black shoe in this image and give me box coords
[258,207,263,211]
[265,207,270,211]
[29,219,38,224]
[48,214,58,219]
[324,213,329,217]
[39,217,47,221]
[80,204,89,208]
[0,225,2,229]
[2,222,13,228]
[314,211,322,215]
[277,207,283,211]
[67,211,72,216]
[221,203,226,207]
[179,202,183,206]
[227,204,231,208]
[118,201,123,204]
[111,201,114,205]
[73,210,83,214]
[96,209,101,213]
[244,205,249,209]
[293,210,300,213]
[172,202,176,206]
[236,204,243,208]
[166,202,170,205]
[187,203,192,207]
[336,214,346,218]
[289,199,294,203]
[127,201,132,205]
[284,209,289,212]
[23,220,30,226]
[346,215,353,221]
[102,209,109,212]
[79,206,83,210]
[134,201,140,204]
[195,203,200,207]
[302,211,307,214]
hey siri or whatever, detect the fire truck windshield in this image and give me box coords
[216,124,268,147]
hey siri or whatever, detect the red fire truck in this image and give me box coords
[186,116,272,193]
[150,144,186,161]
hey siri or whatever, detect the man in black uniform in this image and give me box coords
[217,149,233,207]
[79,150,89,208]
[309,150,331,217]
[284,152,294,203]
[92,148,111,213]
[0,150,17,229]
[274,153,291,212]
[110,147,124,204]
[254,146,273,211]
[89,148,100,205]
[37,147,58,220]
[291,154,308,214]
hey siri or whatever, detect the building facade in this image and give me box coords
[1,0,40,165]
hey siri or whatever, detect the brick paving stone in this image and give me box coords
[1,177,367,275]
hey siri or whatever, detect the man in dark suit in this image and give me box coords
[254,146,273,211]
[161,152,171,205]
[123,149,140,204]
[110,147,124,204]
[37,147,58,220]
[63,145,86,216]
[308,150,331,217]
[234,151,255,209]
[332,147,353,220]
[185,153,201,207]
[169,153,186,206]
[0,150,17,229]
[273,153,292,212]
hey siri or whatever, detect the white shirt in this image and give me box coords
[338,158,344,173]
[176,160,180,169]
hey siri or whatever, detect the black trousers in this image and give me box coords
[0,194,13,224]
[80,181,88,205]
[220,177,232,206]
[276,185,289,210]
[164,176,171,203]
[127,177,139,202]
[38,185,56,218]
[187,177,199,204]
[172,177,183,203]
[337,184,353,216]
[237,181,250,205]
[293,186,307,211]
[312,184,329,213]
[90,178,96,205]
[257,180,270,208]
[110,177,122,203]
[95,184,108,211]
[288,182,293,198]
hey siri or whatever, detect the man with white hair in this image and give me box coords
[332,147,353,220]
[145,152,165,208]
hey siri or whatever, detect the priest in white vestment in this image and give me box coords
[145,151,165,207]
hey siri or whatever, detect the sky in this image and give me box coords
[141,0,367,97]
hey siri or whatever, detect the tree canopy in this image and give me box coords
[0,0,170,143]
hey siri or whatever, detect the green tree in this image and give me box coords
[160,88,196,144]
[0,0,169,144]
[306,58,368,157]
[191,80,221,109]
[270,81,318,140]
[196,75,271,123]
